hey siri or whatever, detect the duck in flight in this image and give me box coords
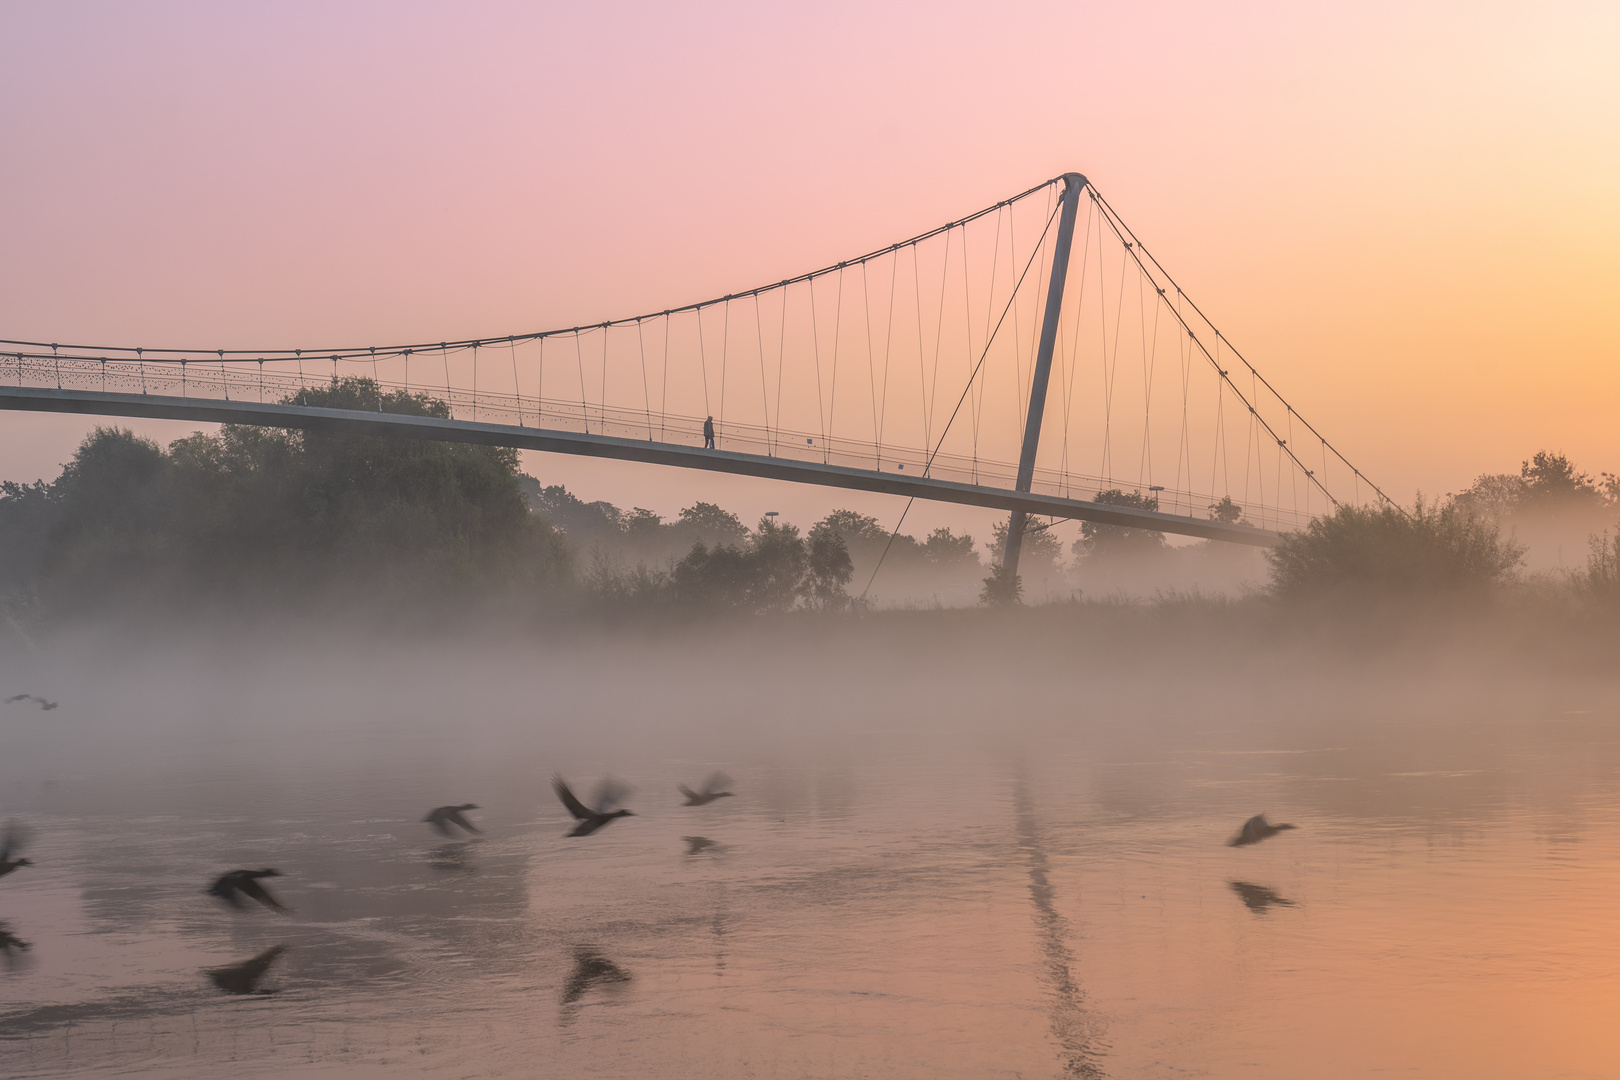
[208,945,286,995]
[0,922,30,958]
[679,772,735,806]
[0,821,33,880]
[423,804,482,837]
[552,776,634,837]
[4,694,57,711]
[208,869,291,914]
[683,836,717,856]
[1228,814,1298,848]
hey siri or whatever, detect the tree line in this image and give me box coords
[0,377,1615,619]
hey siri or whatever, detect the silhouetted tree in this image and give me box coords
[1266,498,1523,598]
[989,517,1063,577]
[979,562,1023,606]
[1072,489,1167,560]
[1208,495,1247,524]
[921,526,979,568]
[802,530,854,610]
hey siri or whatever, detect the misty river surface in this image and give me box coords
[1,630,1618,1078]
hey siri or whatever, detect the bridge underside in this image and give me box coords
[0,386,1280,547]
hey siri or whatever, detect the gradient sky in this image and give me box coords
[2,0,1615,536]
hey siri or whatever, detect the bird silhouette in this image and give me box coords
[0,821,33,880]
[561,945,630,1004]
[0,923,30,956]
[683,836,717,856]
[678,772,736,806]
[4,694,56,711]
[207,869,291,914]
[423,804,482,837]
[1228,814,1298,847]
[1229,880,1296,914]
[553,776,634,837]
[207,945,286,994]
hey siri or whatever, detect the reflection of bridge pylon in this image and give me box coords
[0,171,1394,552]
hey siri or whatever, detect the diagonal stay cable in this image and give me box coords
[1086,186,1397,511]
[859,200,1062,602]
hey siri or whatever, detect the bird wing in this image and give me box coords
[0,821,31,863]
[3,694,28,703]
[446,810,480,833]
[209,877,247,907]
[702,772,734,795]
[552,777,593,821]
[592,777,632,814]
[239,877,290,914]
[677,784,699,801]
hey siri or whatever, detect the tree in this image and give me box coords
[1208,496,1247,525]
[979,563,1023,606]
[675,502,748,548]
[989,517,1063,576]
[921,526,979,568]
[1265,498,1524,598]
[802,531,854,610]
[1072,489,1167,560]
[1520,451,1603,508]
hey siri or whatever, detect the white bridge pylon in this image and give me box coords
[0,173,1393,553]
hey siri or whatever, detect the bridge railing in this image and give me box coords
[8,352,1315,532]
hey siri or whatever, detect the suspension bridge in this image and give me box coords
[0,173,1392,572]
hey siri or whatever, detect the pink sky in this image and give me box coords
[2,0,1615,537]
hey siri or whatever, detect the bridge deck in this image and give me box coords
[0,386,1281,547]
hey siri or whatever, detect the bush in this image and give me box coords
[1265,498,1524,598]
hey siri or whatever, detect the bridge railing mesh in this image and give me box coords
[8,352,1311,531]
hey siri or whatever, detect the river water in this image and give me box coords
[1,629,1617,1077]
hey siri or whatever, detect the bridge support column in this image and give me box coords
[1003,172,1086,580]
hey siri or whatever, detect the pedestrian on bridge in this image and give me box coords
[703,415,716,449]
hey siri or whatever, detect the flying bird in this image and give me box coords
[1229,881,1297,914]
[1228,814,1298,848]
[207,869,291,914]
[4,694,57,711]
[552,776,634,837]
[561,945,631,1004]
[423,804,482,837]
[0,922,30,957]
[683,836,717,856]
[207,945,287,995]
[678,772,735,806]
[0,821,33,880]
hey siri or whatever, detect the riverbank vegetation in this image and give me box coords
[1,380,1616,638]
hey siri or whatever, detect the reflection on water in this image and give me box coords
[1228,880,1296,914]
[560,946,631,1008]
[207,945,286,995]
[2,639,1620,1078]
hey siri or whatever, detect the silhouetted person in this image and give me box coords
[4,694,57,711]
[703,415,715,449]
[1228,814,1297,848]
[552,776,634,837]
[208,945,286,994]
[561,946,630,1004]
[0,821,32,880]
[1229,881,1296,914]
[683,836,716,856]
[423,804,481,837]
[208,869,291,914]
[679,772,735,806]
